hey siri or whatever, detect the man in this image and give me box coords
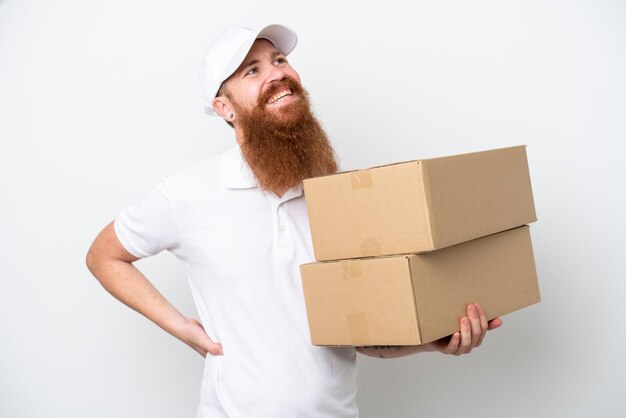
[86,24,502,417]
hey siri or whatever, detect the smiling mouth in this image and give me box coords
[267,89,292,104]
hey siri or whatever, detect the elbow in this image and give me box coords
[85,247,95,275]
[85,245,100,278]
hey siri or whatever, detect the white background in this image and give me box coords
[1,0,625,417]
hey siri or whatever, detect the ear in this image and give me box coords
[212,96,235,123]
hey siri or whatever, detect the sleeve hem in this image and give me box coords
[113,217,148,259]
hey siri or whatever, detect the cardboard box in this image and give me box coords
[300,226,540,346]
[304,146,537,261]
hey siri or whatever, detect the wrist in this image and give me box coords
[161,312,193,340]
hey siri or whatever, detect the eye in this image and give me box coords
[273,56,287,66]
[245,67,258,76]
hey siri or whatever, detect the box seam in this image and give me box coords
[406,255,423,345]
[418,161,437,250]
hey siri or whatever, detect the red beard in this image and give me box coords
[230,77,338,193]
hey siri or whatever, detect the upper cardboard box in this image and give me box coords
[304,145,537,261]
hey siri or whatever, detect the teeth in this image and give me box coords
[268,89,292,104]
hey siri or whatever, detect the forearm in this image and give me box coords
[88,256,187,340]
[86,221,221,357]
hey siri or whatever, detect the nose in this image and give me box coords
[266,64,286,84]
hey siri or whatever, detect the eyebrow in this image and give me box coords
[238,51,285,75]
[270,50,284,60]
[240,58,260,71]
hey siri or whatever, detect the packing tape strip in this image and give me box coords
[360,237,382,256]
[347,312,370,346]
[350,170,373,189]
[340,260,362,280]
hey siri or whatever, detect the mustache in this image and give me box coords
[257,76,305,107]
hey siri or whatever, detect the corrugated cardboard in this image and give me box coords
[300,226,540,346]
[304,146,537,261]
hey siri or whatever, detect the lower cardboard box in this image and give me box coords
[299,225,540,346]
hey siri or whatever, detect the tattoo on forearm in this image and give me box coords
[363,345,404,359]
[366,345,403,350]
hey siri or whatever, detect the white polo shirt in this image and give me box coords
[114,146,358,417]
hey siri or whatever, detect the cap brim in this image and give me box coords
[256,24,298,56]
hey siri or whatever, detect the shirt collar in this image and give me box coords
[220,145,304,199]
[280,182,304,201]
[221,145,257,189]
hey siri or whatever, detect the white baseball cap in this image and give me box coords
[200,24,298,116]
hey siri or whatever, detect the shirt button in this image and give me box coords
[280,224,286,231]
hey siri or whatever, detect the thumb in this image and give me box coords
[183,318,224,356]
[205,340,224,356]
[487,317,503,330]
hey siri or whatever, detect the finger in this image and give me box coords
[194,338,224,357]
[444,332,461,354]
[186,319,224,356]
[487,317,503,330]
[455,317,472,355]
[467,304,482,348]
[475,303,489,331]
[475,303,489,347]
[206,342,224,356]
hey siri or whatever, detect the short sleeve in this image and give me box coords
[114,180,180,258]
